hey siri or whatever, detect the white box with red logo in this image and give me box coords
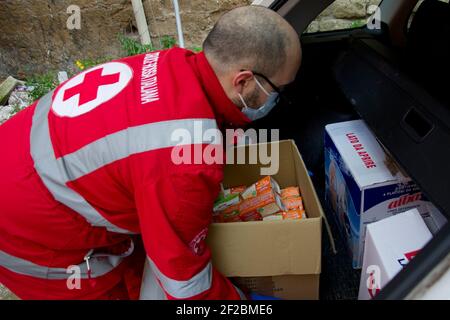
[325,120,446,268]
[358,209,432,300]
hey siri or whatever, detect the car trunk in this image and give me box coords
[250,37,363,299]
[250,0,450,298]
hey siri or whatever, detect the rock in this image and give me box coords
[0,76,20,105]
[0,105,15,125]
[311,0,382,33]
[58,71,69,84]
[333,0,368,19]
[319,18,354,32]
[367,4,378,15]
[8,86,33,111]
[305,20,320,33]
[0,84,30,124]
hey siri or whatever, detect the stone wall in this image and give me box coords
[0,0,251,79]
[2,0,446,80]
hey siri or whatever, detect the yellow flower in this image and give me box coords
[75,60,85,70]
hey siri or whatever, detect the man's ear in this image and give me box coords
[232,70,254,94]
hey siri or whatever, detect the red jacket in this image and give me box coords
[0,48,250,300]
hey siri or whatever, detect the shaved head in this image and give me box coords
[203,5,301,113]
[203,5,299,77]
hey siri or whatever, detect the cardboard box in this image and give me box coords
[207,140,324,300]
[325,119,445,268]
[358,209,432,300]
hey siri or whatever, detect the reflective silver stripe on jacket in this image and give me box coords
[0,241,134,280]
[30,91,219,233]
[140,259,167,300]
[56,117,219,181]
[143,257,213,299]
[140,258,246,300]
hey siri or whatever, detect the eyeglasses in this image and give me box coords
[240,69,293,105]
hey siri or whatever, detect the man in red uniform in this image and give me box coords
[0,5,301,299]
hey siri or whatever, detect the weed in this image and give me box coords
[25,72,58,102]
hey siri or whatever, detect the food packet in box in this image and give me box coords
[213,193,240,213]
[222,185,246,197]
[281,187,300,199]
[263,213,284,221]
[282,196,304,211]
[241,176,281,200]
[281,186,307,218]
[213,203,242,223]
[240,210,263,222]
[282,208,307,220]
[239,188,285,218]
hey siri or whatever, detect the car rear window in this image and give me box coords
[304,0,382,34]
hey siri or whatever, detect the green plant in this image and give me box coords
[160,35,177,49]
[191,46,202,53]
[118,34,181,57]
[351,19,367,29]
[118,34,155,57]
[26,72,58,102]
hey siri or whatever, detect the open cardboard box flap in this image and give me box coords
[207,140,335,278]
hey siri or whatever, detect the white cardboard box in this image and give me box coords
[358,209,432,300]
[325,119,446,268]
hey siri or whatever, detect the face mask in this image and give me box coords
[238,77,280,121]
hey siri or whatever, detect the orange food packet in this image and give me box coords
[213,203,241,223]
[282,196,304,211]
[281,187,300,199]
[218,203,241,222]
[282,209,307,220]
[263,213,284,221]
[241,176,281,200]
[239,189,285,218]
[240,210,263,222]
[223,185,246,197]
